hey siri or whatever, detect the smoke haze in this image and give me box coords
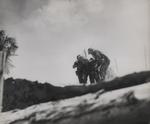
[0,0,149,85]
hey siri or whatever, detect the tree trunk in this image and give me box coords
[61,71,150,98]
[2,70,150,112]
[0,51,6,112]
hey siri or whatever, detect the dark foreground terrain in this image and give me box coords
[3,71,150,112]
[1,79,150,124]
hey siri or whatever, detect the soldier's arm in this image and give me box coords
[73,61,78,68]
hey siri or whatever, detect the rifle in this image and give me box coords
[84,49,87,59]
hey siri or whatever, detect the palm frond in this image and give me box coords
[0,30,18,74]
[4,58,15,74]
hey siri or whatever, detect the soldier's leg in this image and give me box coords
[82,73,87,85]
[100,66,105,81]
[96,65,103,81]
[89,72,95,84]
[98,65,105,81]
[95,71,101,83]
[77,72,83,84]
[78,75,82,84]
[101,63,109,81]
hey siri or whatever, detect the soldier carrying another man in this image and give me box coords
[88,48,110,82]
[73,48,110,85]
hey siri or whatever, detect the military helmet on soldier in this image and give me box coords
[88,48,94,54]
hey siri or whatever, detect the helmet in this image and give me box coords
[88,48,94,54]
[77,55,81,60]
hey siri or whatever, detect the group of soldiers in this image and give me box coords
[73,48,110,85]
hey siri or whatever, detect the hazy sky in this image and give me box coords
[0,0,149,86]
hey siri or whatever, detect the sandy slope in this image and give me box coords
[0,82,150,124]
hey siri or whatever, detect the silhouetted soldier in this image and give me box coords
[73,55,89,85]
[88,48,110,82]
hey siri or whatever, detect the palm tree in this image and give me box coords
[0,30,18,112]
